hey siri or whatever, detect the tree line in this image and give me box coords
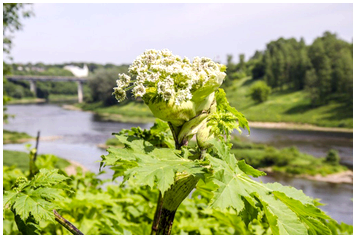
[248,32,352,106]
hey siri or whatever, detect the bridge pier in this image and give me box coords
[77,81,83,103]
[29,80,37,97]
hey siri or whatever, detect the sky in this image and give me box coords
[7,3,353,65]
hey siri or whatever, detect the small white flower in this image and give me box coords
[117,73,131,87]
[133,84,146,98]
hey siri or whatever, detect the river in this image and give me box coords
[3,103,353,225]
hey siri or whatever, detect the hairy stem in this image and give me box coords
[151,192,163,235]
[150,124,199,235]
[54,210,84,235]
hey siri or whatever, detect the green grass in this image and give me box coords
[77,101,155,123]
[3,130,33,144]
[48,94,78,102]
[230,137,348,176]
[225,77,353,128]
[3,150,70,172]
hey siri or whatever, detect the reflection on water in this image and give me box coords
[3,104,353,225]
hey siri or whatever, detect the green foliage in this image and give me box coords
[230,137,347,176]
[101,133,205,193]
[100,121,351,235]
[3,169,69,234]
[225,77,353,128]
[251,32,352,107]
[3,142,352,235]
[203,139,346,235]
[324,149,340,165]
[88,66,130,106]
[249,81,272,103]
[3,149,70,172]
[3,80,34,99]
[210,88,250,136]
[3,130,32,143]
[3,3,33,56]
[77,101,155,123]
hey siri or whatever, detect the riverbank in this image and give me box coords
[262,167,353,184]
[248,121,353,133]
[3,130,63,144]
[3,149,88,176]
[63,103,352,133]
[7,94,78,105]
[63,102,156,123]
[65,159,89,176]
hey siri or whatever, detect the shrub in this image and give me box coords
[249,81,271,103]
[324,149,340,165]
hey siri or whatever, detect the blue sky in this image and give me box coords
[9,3,353,65]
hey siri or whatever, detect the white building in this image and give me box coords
[64,64,89,77]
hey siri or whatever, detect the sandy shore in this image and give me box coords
[301,170,353,184]
[262,167,353,184]
[65,159,89,176]
[4,135,63,144]
[248,121,352,133]
[62,104,83,111]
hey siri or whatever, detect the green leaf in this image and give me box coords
[14,214,40,235]
[215,88,250,134]
[205,139,333,235]
[237,160,266,178]
[125,152,204,193]
[272,191,332,234]
[4,169,68,228]
[30,168,68,187]
[12,193,57,222]
[104,134,205,193]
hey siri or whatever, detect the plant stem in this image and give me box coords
[150,125,199,235]
[53,210,84,235]
[151,192,163,235]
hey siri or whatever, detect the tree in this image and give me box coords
[307,39,333,105]
[238,53,246,72]
[3,3,33,57]
[88,67,130,106]
[3,3,33,122]
[249,81,272,103]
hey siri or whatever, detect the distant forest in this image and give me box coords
[5,31,352,107]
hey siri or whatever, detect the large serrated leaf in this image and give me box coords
[12,193,57,222]
[205,139,338,235]
[125,153,204,193]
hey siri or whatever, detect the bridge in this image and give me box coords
[6,75,88,103]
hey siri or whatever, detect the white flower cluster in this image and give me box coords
[113,49,226,105]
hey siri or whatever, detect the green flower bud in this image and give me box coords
[113,87,126,102]
[196,119,214,151]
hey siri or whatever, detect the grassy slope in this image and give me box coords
[225,77,353,128]
[3,150,70,172]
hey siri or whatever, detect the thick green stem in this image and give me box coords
[151,192,163,235]
[151,123,199,235]
[153,175,199,235]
